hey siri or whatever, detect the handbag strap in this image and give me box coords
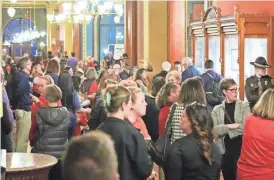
[165,104,177,131]
[222,106,234,124]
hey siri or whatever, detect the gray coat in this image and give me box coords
[33,106,70,159]
[211,100,250,154]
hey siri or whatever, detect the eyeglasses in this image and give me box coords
[226,88,239,93]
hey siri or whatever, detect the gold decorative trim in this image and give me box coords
[82,22,87,60]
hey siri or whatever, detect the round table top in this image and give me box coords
[6,153,58,172]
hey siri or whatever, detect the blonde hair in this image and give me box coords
[40,75,54,85]
[156,82,179,108]
[104,85,131,113]
[44,85,62,103]
[253,89,274,120]
[127,86,142,104]
[165,70,182,83]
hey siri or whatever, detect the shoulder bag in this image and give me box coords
[148,104,177,167]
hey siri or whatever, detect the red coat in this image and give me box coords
[158,106,170,136]
[237,114,274,180]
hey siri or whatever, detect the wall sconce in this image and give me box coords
[39,42,46,49]
[52,38,56,45]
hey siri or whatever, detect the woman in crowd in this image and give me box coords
[89,76,118,130]
[63,66,73,76]
[31,64,44,97]
[88,70,107,103]
[29,75,59,145]
[237,89,274,180]
[211,78,250,180]
[156,82,180,136]
[80,67,97,95]
[45,59,60,84]
[126,86,150,140]
[142,76,165,142]
[165,70,182,85]
[83,60,89,71]
[164,103,221,180]
[145,62,154,91]
[134,68,148,93]
[58,72,91,138]
[77,60,85,71]
[167,77,207,144]
[98,85,153,180]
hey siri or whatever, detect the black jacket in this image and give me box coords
[245,75,273,109]
[142,95,160,142]
[1,102,12,151]
[98,117,153,180]
[153,70,168,80]
[32,106,70,159]
[164,133,221,180]
[89,92,107,130]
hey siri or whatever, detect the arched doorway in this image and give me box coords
[3,18,37,61]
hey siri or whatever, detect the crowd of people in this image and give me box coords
[1,51,274,180]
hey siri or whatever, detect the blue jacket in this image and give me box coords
[181,65,201,82]
[200,70,223,90]
[14,71,32,111]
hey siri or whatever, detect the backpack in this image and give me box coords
[205,73,224,106]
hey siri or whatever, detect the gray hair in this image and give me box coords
[85,67,98,80]
[182,57,193,67]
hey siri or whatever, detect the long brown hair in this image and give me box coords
[156,82,178,108]
[185,103,214,165]
[179,77,206,105]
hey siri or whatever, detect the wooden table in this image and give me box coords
[5,153,58,180]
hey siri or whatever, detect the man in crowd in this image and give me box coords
[153,61,171,80]
[63,131,119,180]
[173,61,182,72]
[13,57,32,152]
[181,57,201,82]
[201,59,223,111]
[245,56,273,109]
[67,52,78,72]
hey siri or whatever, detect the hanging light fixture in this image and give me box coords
[47,0,124,24]
[10,0,17,4]
[7,7,16,17]
[9,1,47,43]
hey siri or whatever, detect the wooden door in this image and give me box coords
[11,43,31,63]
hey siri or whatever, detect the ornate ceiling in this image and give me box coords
[2,0,62,8]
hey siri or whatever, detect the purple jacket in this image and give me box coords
[66,57,78,71]
[2,87,14,124]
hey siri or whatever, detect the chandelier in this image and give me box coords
[6,0,47,44]
[47,0,124,24]
[7,0,17,17]
[12,27,46,43]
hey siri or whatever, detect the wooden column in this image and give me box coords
[168,1,186,63]
[64,23,73,57]
[125,1,137,66]
[73,24,81,60]
[137,1,144,66]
